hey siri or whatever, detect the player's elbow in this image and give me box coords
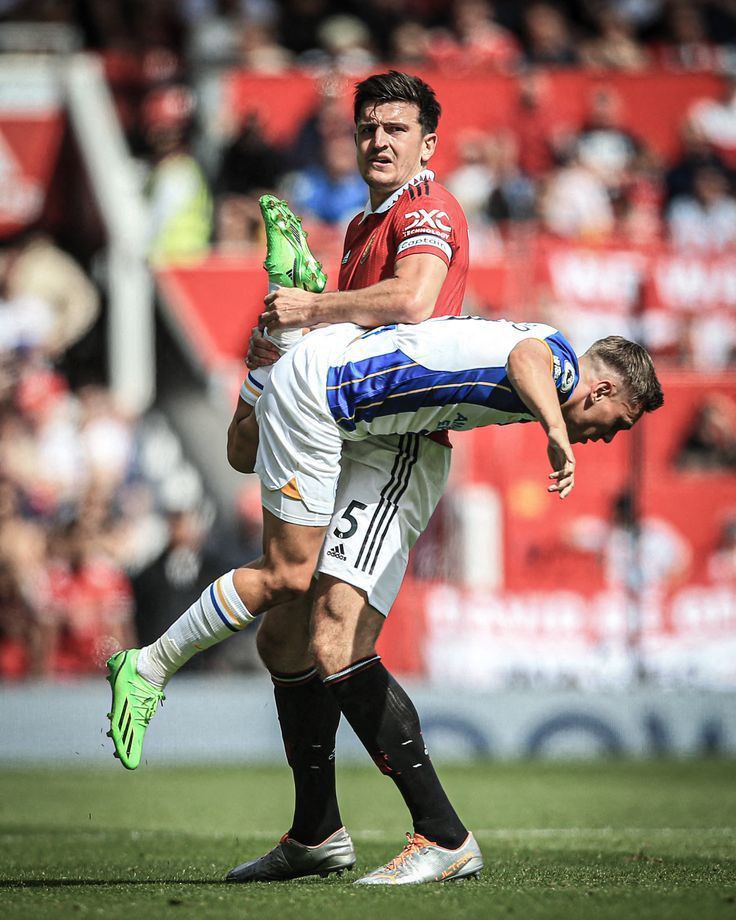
[227,422,257,474]
[395,288,436,324]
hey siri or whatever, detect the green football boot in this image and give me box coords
[105,649,165,770]
[259,195,327,292]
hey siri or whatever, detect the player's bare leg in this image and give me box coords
[106,510,327,769]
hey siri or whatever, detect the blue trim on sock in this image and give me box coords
[209,584,239,633]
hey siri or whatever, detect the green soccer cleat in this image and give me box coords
[105,649,164,770]
[259,195,327,292]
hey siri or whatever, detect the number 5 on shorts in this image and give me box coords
[333,500,367,540]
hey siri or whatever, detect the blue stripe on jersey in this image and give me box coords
[327,350,522,431]
[327,349,422,430]
[327,331,579,434]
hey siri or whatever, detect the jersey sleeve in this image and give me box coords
[390,186,462,267]
[544,331,580,402]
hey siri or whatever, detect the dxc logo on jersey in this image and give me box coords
[404,209,451,232]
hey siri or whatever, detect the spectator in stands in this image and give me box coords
[284,133,366,226]
[523,2,579,67]
[303,13,377,72]
[580,4,650,71]
[508,69,571,181]
[688,78,736,169]
[214,111,283,251]
[0,477,52,678]
[276,0,333,59]
[46,518,135,674]
[389,20,432,66]
[287,81,353,171]
[485,128,537,225]
[0,558,49,679]
[566,490,692,593]
[541,150,615,240]
[667,164,736,251]
[238,16,293,72]
[132,504,257,672]
[575,85,645,204]
[666,116,732,205]
[424,0,522,74]
[77,385,135,494]
[0,232,100,358]
[677,393,736,470]
[142,83,213,264]
[707,514,736,581]
[446,129,497,225]
[655,0,720,71]
[185,0,248,71]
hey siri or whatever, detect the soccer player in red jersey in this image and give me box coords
[226,72,482,884]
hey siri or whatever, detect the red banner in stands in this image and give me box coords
[225,70,724,175]
[0,114,64,236]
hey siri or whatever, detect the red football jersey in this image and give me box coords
[338,170,468,448]
[338,169,468,319]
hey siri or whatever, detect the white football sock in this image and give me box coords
[136,570,255,688]
[247,282,304,389]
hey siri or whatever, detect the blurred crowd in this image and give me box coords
[62,0,736,373]
[7,2,736,262]
[0,232,261,679]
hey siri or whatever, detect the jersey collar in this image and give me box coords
[360,169,435,222]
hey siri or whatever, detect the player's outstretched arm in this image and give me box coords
[227,397,260,474]
[259,252,448,332]
[506,338,576,500]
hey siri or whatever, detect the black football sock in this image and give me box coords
[325,656,468,849]
[271,667,343,845]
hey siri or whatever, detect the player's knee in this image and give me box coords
[256,602,311,669]
[263,561,314,604]
[255,616,280,668]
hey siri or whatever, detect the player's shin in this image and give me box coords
[324,657,468,849]
[271,667,343,845]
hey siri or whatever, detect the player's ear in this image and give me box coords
[421,132,437,164]
[591,380,614,401]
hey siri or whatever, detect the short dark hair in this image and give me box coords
[586,336,664,412]
[353,71,441,134]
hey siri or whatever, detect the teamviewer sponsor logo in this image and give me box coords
[326,543,347,561]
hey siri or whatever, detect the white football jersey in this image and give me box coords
[325,316,580,440]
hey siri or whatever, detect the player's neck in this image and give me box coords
[367,165,429,211]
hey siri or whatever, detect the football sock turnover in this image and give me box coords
[137,571,255,689]
[325,656,468,849]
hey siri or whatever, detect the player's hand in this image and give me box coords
[261,287,320,332]
[546,426,576,499]
[245,326,279,370]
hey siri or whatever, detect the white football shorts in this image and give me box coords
[254,324,357,522]
[317,433,451,616]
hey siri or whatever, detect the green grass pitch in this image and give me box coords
[1,760,734,919]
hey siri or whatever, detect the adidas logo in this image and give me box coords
[326,543,347,561]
